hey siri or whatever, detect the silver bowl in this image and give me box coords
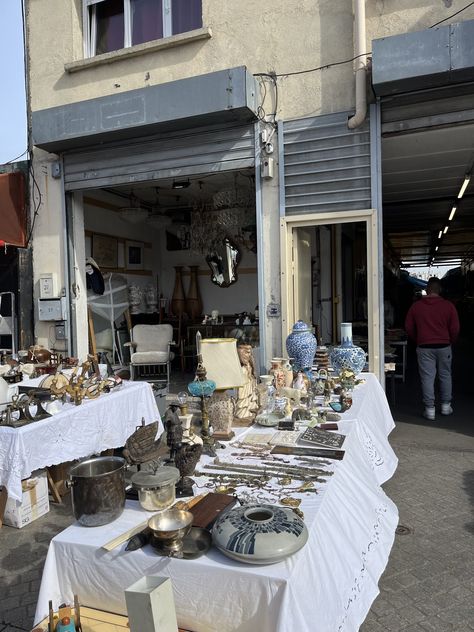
[148,508,193,554]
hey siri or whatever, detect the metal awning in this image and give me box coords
[374,21,474,268]
[31,67,258,153]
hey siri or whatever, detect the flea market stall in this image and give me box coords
[33,360,398,632]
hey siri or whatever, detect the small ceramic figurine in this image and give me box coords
[234,344,259,422]
[293,371,307,393]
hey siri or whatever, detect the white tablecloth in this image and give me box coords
[0,380,162,502]
[35,374,399,632]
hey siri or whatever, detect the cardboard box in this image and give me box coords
[3,469,50,529]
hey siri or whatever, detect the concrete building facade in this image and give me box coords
[25,1,474,374]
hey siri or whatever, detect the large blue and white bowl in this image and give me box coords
[212,504,308,564]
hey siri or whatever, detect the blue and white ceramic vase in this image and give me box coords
[330,322,366,375]
[285,320,317,371]
[212,504,308,564]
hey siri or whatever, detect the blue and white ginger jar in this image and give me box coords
[286,320,317,371]
[330,322,366,375]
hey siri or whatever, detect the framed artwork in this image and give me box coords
[92,233,118,268]
[166,226,190,251]
[125,240,144,270]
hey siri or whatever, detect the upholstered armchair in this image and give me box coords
[126,324,174,389]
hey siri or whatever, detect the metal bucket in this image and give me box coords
[69,456,126,527]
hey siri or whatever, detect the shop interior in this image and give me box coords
[83,168,259,381]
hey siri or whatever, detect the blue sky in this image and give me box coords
[0,0,27,164]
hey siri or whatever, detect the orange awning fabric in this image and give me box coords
[0,171,27,247]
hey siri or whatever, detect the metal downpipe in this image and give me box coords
[348,0,367,130]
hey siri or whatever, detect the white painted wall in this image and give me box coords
[83,201,258,317]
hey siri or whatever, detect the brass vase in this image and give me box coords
[171,266,186,317]
[185,266,203,320]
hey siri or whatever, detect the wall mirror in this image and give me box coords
[206,238,241,288]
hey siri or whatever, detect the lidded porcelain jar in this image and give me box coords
[330,322,366,375]
[285,321,317,371]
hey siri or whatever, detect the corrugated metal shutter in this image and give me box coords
[63,121,255,191]
[281,112,371,215]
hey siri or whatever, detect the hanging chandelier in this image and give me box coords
[212,173,253,211]
[119,192,149,224]
[146,189,171,227]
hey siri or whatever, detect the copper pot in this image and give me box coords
[27,345,51,364]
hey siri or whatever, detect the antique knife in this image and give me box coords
[270,446,345,460]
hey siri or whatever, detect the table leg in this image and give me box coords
[47,468,63,504]
[0,486,8,528]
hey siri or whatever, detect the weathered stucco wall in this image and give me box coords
[27,1,474,121]
[26,0,474,360]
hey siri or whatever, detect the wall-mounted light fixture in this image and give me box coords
[172,179,191,190]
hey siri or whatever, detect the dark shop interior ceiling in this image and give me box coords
[98,169,255,211]
[382,121,474,268]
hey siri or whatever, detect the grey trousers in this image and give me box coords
[416,346,452,408]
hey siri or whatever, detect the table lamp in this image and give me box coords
[200,338,244,441]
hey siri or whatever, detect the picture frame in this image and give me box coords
[92,233,118,269]
[125,240,144,270]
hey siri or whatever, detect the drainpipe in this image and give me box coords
[348,0,367,129]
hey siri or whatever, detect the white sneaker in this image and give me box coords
[441,403,453,415]
[423,407,436,421]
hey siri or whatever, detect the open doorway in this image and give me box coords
[66,168,260,384]
[281,209,381,376]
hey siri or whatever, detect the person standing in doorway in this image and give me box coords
[405,277,460,421]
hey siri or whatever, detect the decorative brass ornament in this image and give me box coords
[280,497,301,508]
[49,357,121,406]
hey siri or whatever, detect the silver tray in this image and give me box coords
[150,527,212,559]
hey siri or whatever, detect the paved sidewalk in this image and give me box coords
[361,339,474,632]
[1,348,472,631]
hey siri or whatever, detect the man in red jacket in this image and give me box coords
[405,277,460,420]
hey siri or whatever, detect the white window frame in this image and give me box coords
[83,0,191,58]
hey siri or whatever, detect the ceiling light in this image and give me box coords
[172,179,191,190]
[119,192,148,224]
[443,225,449,234]
[435,246,438,251]
[457,174,470,199]
[147,188,171,227]
[438,230,443,239]
[448,206,457,221]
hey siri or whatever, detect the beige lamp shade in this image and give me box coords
[200,338,244,389]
